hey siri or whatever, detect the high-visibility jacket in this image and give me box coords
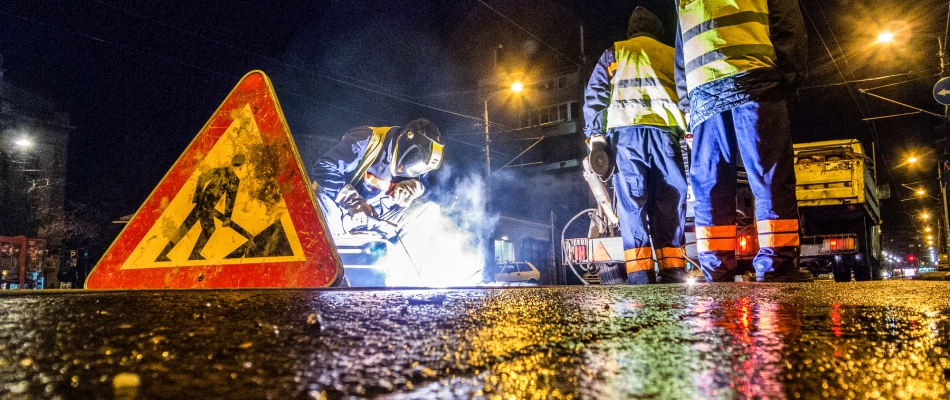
[606,37,686,132]
[678,0,778,92]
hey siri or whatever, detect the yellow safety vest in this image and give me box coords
[348,126,390,186]
[607,37,687,131]
[678,0,778,91]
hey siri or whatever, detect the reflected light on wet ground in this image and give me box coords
[0,282,948,398]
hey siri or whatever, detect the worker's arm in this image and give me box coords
[768,0,808,90]
[583,49,616,139]
[310,127,373,200]
[673,19,690,113]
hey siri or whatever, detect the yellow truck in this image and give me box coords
[794,139,888,281]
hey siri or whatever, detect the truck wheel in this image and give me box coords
[832,262,851,282]
[852,255,873,281]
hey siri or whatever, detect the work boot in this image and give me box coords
[756,269,815,282]
[657,268,688,284]
[626,270,656,285]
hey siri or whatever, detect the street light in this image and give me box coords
[14,138,32,148]
[482,80,527,210]
[876,32,895,44]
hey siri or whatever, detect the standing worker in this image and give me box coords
[584,6,689,284]
[673,0,811,282]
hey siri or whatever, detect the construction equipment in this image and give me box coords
[795,139,887,282]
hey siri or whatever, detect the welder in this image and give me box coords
[673,0,811,282]
[584,6,689,285]
[310,118,443,237]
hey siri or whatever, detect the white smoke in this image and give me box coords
[385,166,496,287]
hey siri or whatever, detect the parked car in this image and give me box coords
[494,261,540,284]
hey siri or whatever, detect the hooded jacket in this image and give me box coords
[673,0,807,127]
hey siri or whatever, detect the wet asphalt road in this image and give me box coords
[1,281,949,399]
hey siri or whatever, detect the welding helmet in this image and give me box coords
[391,118,443,178]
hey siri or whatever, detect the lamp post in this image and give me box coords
[482,81,524,211]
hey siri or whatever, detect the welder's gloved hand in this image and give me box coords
[588,134,613,180]
[390,179,425,207]
[335,184,378,226]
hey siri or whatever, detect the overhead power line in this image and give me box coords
[475,0,579,67]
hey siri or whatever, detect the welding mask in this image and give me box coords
[391,120,443,178]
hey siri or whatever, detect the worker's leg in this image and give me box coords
[690,111,739,282]
[645,130,689,284]
[732,100,803,280]
[189,211,216,260]
[613,126,656,284]
[155,208,200,262]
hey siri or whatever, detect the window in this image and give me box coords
[569,101,580,120]
[494,239,514,262]
[518,263,533,272]
[558,104,568,121]
[502,264,518,274]
[558,76,567,89]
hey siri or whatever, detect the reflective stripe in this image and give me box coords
[657,247,686,269]
[758,233,800,247]
[756,219,799,233]
[695,225,737,239]
[678,0,769,31]
[678,0,776,90]
[626,259,654,273]
[362,173,391,191]
[697,238,736,252]
[606,37,686,130]
[624,247,653,261]
[624,247,654,274]
[681,11,770,43]
[683,44,777,75]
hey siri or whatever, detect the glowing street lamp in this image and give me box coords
[876,32,895,44]
[14,138,32,148]
[922,212,931,219]
[917,189,926,196]
[510,81,524,93]
[908,156,918,163]
[926,227,933,232]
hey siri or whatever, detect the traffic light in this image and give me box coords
[908,254,916,262]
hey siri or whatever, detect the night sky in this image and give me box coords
[2,0,950,254]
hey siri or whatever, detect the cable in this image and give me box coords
[475,0,579,67]
[560,208,596,285]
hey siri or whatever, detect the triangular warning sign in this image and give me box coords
[86,71,342,289]
[593,242,611,261]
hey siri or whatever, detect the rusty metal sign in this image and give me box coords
[86,71,341,289]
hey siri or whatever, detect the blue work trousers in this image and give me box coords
[690,100,800,282]
[612,126,688,284]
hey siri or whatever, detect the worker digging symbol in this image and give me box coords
[156,154,247,262]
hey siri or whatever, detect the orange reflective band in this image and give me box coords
[695,225,737,239]
[758,232,800,247]
[623,247,653,261]
[656,247,684,259]
[626,259,654,273]
[658,257,686,269]
[697,238,737,252]
[656,247,686,269]
[607,61,618,77]
[756,219,799,234]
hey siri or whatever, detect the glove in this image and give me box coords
[389,179,425,206]
[588,134,612,180]
[335,185,378,226]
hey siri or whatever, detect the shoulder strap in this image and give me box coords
[348,126,390,186]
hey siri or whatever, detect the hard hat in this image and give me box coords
[391,118,443,178]
[628,6,663,39]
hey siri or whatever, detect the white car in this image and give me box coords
[494,262,541,284]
